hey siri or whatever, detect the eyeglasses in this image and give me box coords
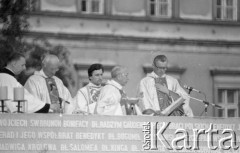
[153,63,167,70]
[121,73,128,77]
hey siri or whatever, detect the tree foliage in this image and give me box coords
[22,38,79,96]
[0,0,29,42]
[0,0,78,96]
[0,0,29,68]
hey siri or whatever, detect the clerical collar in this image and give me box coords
[0,67,15,77]
[107,80,123,90]
[152,71,166,78]
[88,82,101,88]
[39,69,49,78]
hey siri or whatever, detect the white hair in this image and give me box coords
[111,66,126,78]
[42,54,59,66]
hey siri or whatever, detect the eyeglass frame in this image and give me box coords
[153,62,168,70]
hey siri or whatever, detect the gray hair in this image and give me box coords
[42,54,59,66]
[111,66,125,78]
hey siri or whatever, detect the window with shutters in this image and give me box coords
[148,0,172,18]
[79,0,104,14]
[214,0,237,21]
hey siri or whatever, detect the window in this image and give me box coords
[211,67,240,118]
[79,0,104,14]
[215,0,237,21]
[148,0,172,18]
[216,88,239,117]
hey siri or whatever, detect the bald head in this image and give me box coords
[111,66,129,86]
[42,54,60,78]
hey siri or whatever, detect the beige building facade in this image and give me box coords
[26,0,240,117]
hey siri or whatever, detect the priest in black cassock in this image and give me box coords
[0,52,50,113]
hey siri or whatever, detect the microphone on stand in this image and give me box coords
[184,85,201,93]
[188,96,222,109]
[49,83,54,92]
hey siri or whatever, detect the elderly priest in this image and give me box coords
[24,54,74,114]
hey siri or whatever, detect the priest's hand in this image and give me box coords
[120,98,127,106]
[155,83,169,95]
[50,103,60,113]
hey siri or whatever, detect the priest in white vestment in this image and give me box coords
[0,52,48,113]
[95,66,129,115]
[24,54,74,114]
[138,55,193,117]
[74,64,104,114]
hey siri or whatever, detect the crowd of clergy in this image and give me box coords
[0,52,193,117]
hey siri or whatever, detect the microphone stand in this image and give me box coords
[187,88,193,94]
[58,97,63,116]
[200,92,208,116]
[186,87,210,116]
[188,96,222,116]
[50,93,70,103]
[200,102,209,117]
[50,92,70,116]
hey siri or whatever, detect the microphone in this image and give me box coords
[50,83,54,91]
[184,85,201,93]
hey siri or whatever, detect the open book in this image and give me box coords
[161,97,185,116]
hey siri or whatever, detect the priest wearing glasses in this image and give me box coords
[137,55,193,117]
